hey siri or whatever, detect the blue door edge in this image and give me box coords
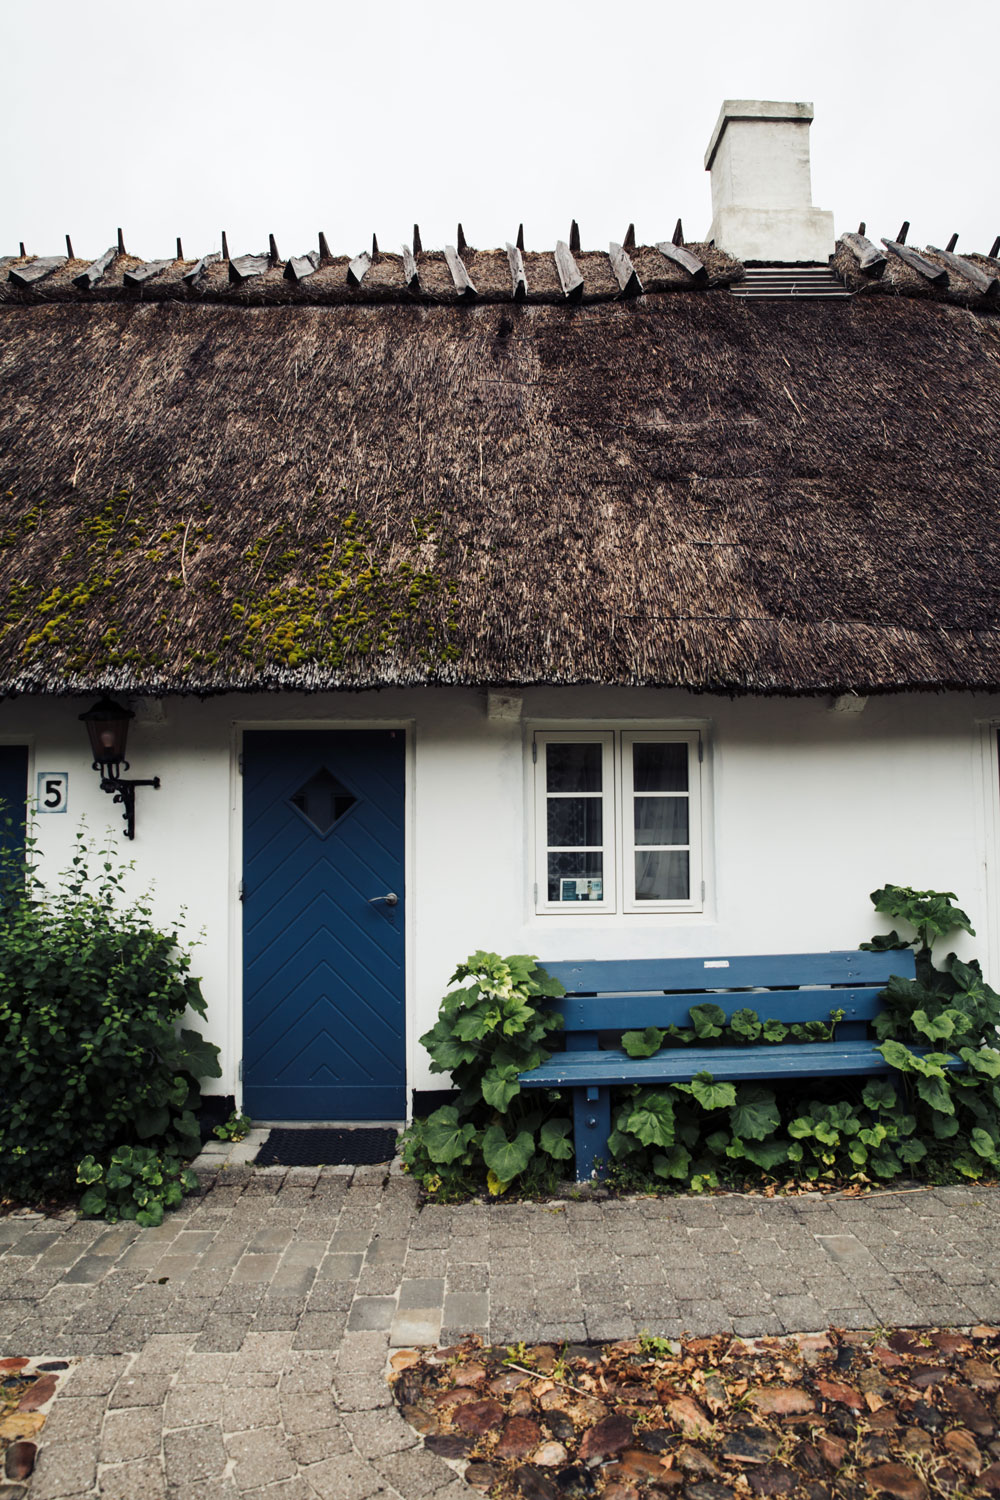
[236,724,412,1124]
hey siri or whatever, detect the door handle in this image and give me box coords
[368,892,399,907]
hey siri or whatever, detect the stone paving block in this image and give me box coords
[278,1355,339,1397]
[279,1392,342,1434]
[131,1333,197,1372]
[226,1426,297,1487]
[344,1408,419,1458]
[769,1295,828,1333]
[35,1395,106,1444]
[223,1387,282,1431]
[292,1312,350,1350]
[346,1296,397,1332]
[242,1478,316,1500]
[194,1318,254,1353]
[675,1299,732,1336]
[96,1457,167,1500]
[163,1423,228,1486]
[100,1406,164,1463]
[109,1373,171,1409]
[30,1439,99,1499]
[331,1374,393,1412]
[164,1384,226,1429]
[302,1453,384,1500]
[318,1254,365,1280]
[389,1308,442,1348]
[442,1290,488,1330]
[288,1425,353,1465]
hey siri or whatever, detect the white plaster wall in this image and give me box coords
[3,687,998,1110]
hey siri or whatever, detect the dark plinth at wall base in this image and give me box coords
[255,1127,398,1167]
[411,1089,458,1115]
[197,1095,236,1142]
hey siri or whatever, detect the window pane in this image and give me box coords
[634,849,689,901]
[546,742,602,794]
[548,851,604,902]
[634,796,688,847]
[633,741,688,793]
[547,797,603,848]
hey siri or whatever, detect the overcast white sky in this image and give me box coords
[5,0,996,263]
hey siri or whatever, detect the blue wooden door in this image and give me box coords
[0,745,28,874]
[242,730,405,1120]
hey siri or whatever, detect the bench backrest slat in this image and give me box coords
[556,986,892,1033]
[543,951,913,997]
[539,951,916,1038]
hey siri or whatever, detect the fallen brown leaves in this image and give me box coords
[390,1326,1000,1500]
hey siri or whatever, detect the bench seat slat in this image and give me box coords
[519,1041,961,1088]
[553,986,888,1032]
[545,951,912,996]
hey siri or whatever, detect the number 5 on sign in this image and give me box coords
[37,772,69,813]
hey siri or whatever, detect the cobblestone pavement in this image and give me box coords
[3,1169,1000,1499]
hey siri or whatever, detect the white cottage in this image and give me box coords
[2,103,1000,1124]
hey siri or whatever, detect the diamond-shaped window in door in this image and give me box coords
[288,768,358,837]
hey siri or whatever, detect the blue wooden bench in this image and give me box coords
[518,951,920,1181]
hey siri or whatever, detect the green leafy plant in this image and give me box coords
[399,952,569,1196]
[620,1006,843,1059]
[77,1147,198,1228]
[0,827,221,1201]
[213,1111,252,1142]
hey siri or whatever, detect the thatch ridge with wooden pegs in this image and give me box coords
[1,235,1000,698]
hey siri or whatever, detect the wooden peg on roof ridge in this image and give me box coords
[623,223,635,250]
[372,233,379,258]
[117,228,126,255]
[65,235,74,259]
[413,224,422,254]
[176,237,183,260]
[222,231,230,262]
[897,221,909,245]
[318,231,332,260]
[672,219,684,247]
[569,220,580,254]
[19,242,25,258]
[269,234,280,263]
[516,223,524,252]
[991,236,1000,260]
[946,233,959,252]
[457,223,468,254]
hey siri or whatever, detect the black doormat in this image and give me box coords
[255,1127,398,1167]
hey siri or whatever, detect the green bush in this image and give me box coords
[0,828,221,1201]
[400,951,571,1196]
[77,1146,198,1228]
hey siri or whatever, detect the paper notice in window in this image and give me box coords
[703,960,730,968]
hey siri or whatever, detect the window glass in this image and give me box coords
[634,795,688,846]
[548,851,604,903]
[546,742,602,793]
[635,849,690,901]
[633,741,688,792]
[547,797,603,848]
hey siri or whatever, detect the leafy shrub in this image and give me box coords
[400,951,571,1196]
[0,828,221,1201]
[214,1111,252,1142]
[408,889,1000,1198]
[77,1146,198,1228]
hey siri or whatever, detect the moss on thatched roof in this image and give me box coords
[1,260,999,697]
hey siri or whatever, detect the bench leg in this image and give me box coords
[573,1086,612,1183]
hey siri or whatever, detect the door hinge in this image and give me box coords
[531,741,537,764]
[238,880,245,902]
[697,738,703,764]
[237,752,244,775]
[533,881,538,904]
[701,880,706,902]
[238,1059,243,1082]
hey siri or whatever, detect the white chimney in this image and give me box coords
[704,100,835,263]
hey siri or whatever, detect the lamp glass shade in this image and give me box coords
[79,696,133,767]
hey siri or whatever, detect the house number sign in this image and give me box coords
[37,771,69,813]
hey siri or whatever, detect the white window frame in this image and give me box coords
[621,731,703,914]
[533,732,616,915]
[532,728,704,916]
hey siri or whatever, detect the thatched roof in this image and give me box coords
[2,232,1000,698]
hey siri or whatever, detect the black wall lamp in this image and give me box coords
[79,696,160,840]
